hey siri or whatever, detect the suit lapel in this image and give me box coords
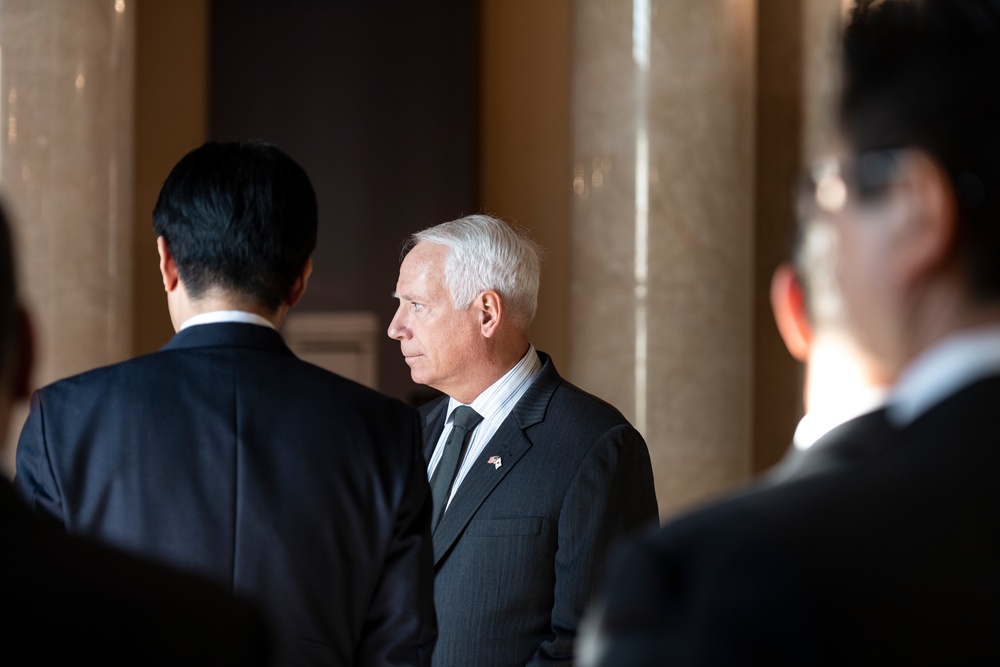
[420,398,448,464]
[429,353,561,565]
[431,419,533,564]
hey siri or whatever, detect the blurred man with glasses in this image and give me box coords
[581,1,1000,664]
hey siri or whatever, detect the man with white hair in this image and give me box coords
[388,214,658,666]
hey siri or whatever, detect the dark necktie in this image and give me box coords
[430,406,483,532]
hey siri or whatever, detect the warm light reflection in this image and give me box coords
[840,0,854,20]
[115,0,126,13]
[75,64,86,91]
[633,0,650,70]
[816,174,847,212]
[794,334,887,451]
[589,156,611,189]
[6,86,14,145]
[573,163,586,197]
[633,0,651,434]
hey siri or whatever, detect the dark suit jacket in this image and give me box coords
[423,352,658,666]
[0,479,269,664]
[15,322,436,667]
[764,407,892,484]
[590,375,1000,666]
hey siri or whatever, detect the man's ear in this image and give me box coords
[892,151,959,288]
[157,236,179,293]
[770,262,812,362]
[478,289,503,338]
[286,258,313,308]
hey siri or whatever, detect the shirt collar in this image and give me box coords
[179,310,276,331]
[792,385,888,451]
[888,323,1000,426]
[446,344,541,423]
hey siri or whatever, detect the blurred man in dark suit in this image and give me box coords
[388,214,658,666]
[765,200,894,482]
[15,142,435,666]
[0,200,269,664]
[583,1,1000,664]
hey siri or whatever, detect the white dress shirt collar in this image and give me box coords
[888,323,1000,426]
[428,345,543,508]
[445,344,542,427]
[792,385,887,451]
[179,310,276,331]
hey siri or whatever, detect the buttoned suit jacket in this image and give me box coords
[15,322,436,667]
[0,479,270,665]
[590,375,1000,666]
[421,352,658,667]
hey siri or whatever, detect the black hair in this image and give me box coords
[152,141,318,312]
[842,0,1000,300]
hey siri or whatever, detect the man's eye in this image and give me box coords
[411,302,424,311]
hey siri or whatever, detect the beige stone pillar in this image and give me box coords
[753,0,847,475]
[570,1,757,517]
[0,0,135,471]
[802,0,850,162]
[480,0,572,372]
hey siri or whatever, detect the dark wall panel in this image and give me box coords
[209,0,478,402]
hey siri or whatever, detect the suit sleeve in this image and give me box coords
[529,423,659,665]
[355,410,437,667]
[13,390,65,524]
[576,539,669,667]
[580,502,821,666]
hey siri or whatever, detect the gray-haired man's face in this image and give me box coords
[388,242,486,401]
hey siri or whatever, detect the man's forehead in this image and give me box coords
[396,244,449,297]
[400,244,446,278]
[405,241,449,264]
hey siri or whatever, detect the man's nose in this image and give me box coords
[387,309,408,340]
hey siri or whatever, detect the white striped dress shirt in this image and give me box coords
[427,344,542,508]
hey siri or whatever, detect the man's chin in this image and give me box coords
[406,365,431,387]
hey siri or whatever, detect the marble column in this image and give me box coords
[0,0,134,470]
[802,0,851,162]
[570,0,757,516]
[752,0,847,474]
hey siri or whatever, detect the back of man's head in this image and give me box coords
[407,214,542,330]
[842,0,1000,302]
[153,141,318,312]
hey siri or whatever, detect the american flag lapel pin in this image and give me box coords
[487,455,502,470]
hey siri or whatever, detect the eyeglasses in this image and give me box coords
[797,149,909,221]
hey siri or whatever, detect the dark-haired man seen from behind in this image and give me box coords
[0,199,269,665]
[584,1,1000,664]
[15,141,436,666]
